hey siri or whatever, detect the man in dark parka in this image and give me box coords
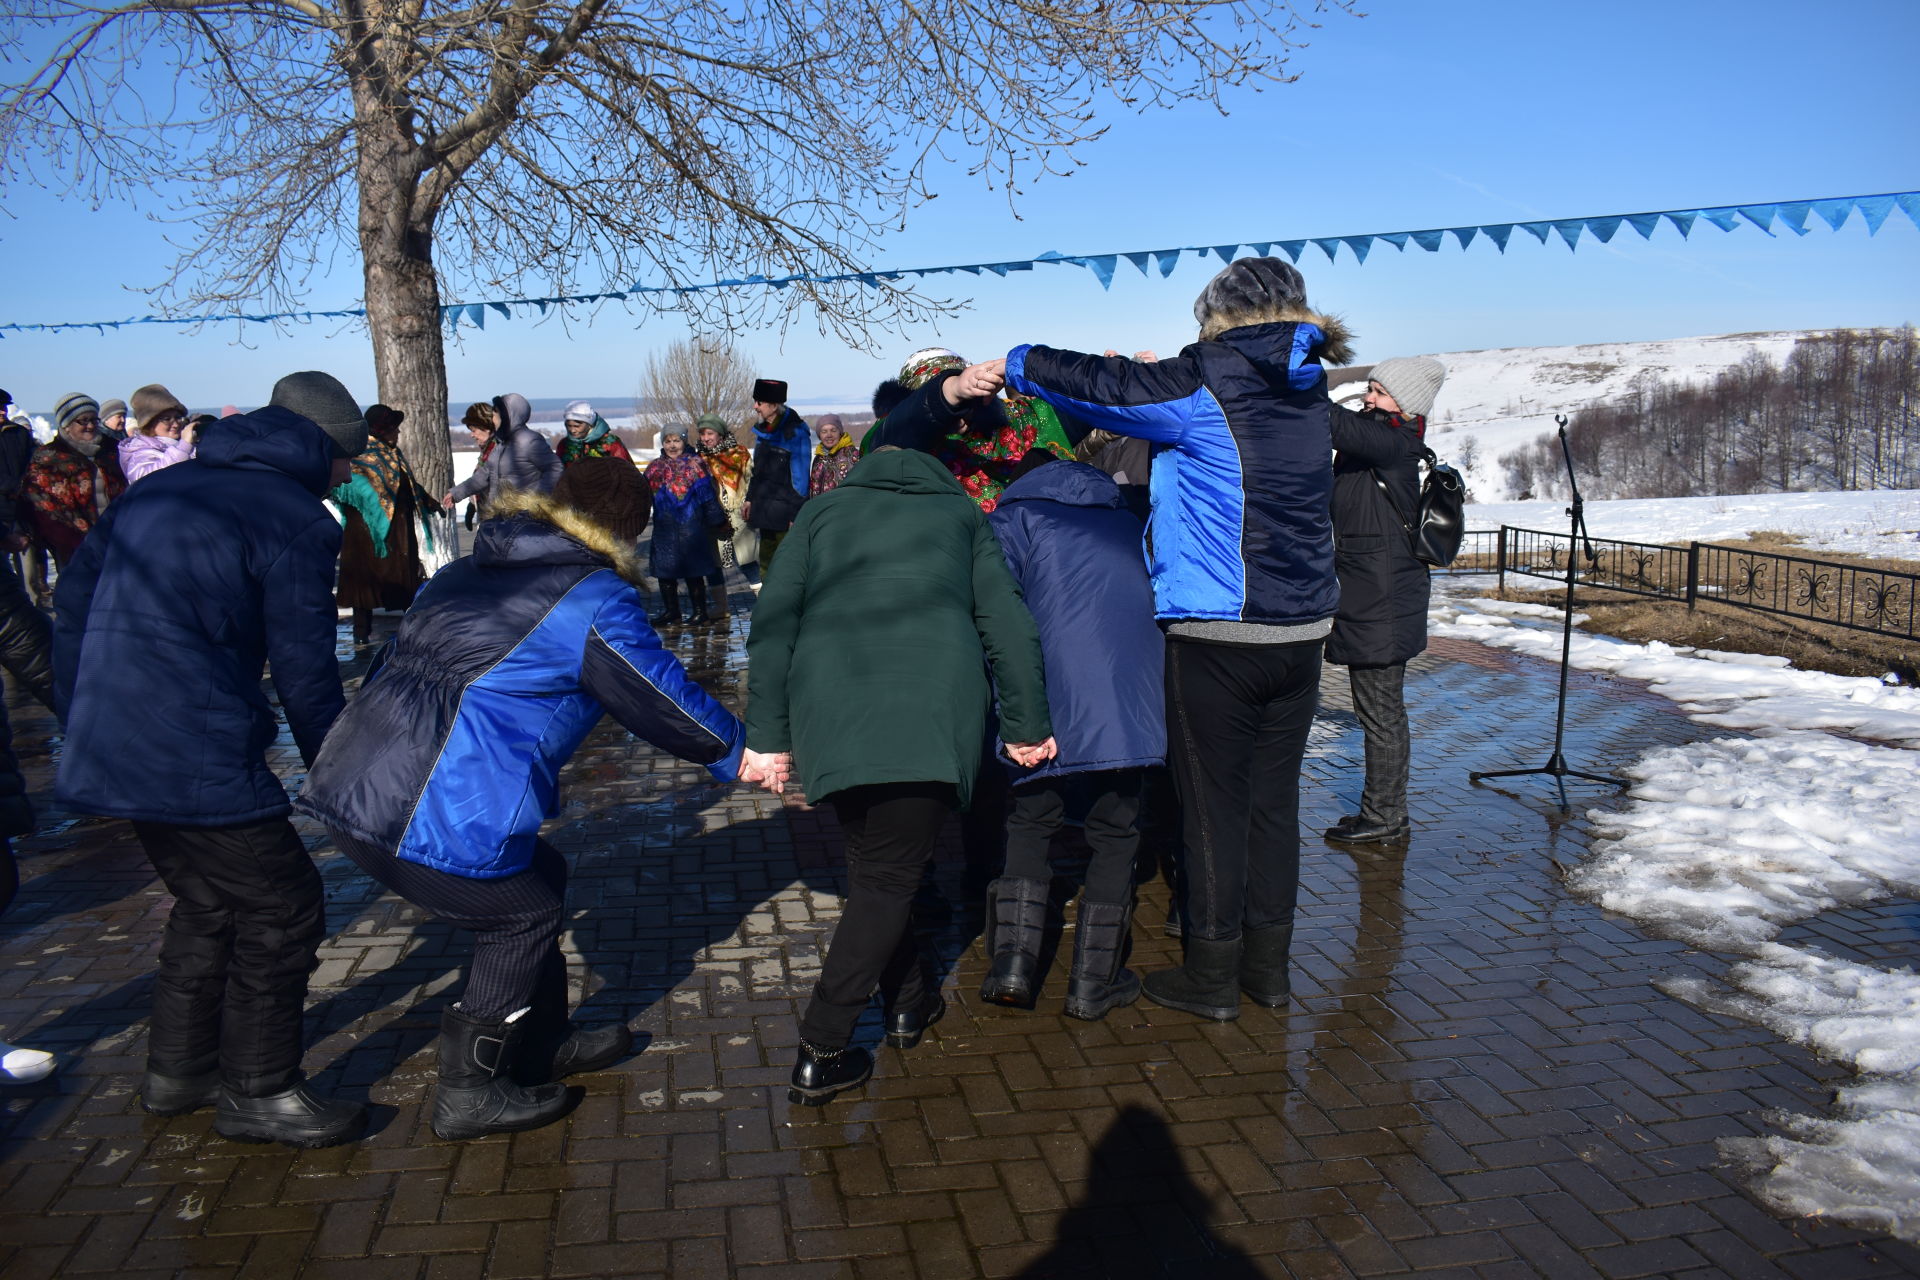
[1324,356,1446,845]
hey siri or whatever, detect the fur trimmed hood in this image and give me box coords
[484,487,646,586]
[1202,303,1355,367]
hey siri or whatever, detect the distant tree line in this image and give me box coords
[1500,327,1920,500]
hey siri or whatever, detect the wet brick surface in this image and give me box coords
[3,599,1917,1278]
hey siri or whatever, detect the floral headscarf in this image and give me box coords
[896,347,1074,512]
[646,433,710,502]
[694,414,751,493]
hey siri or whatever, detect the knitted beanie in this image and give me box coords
[269,371,368,457]
[130,383,186,432]
[53,392,101,432]
[1192,257,1308,327]
[564,399,595,423]
[1369,356,1447,420]
[100,398,128,422]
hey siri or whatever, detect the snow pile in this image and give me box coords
[1466,488,1920,562]
[1434,577,1920,1240]
[1429,583,1920,747]
[1671,948,1920,1241]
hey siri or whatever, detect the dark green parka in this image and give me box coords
[745,448,1050,808]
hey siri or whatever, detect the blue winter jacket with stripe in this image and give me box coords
[1004,316,1349,628]
[296,496,744,878]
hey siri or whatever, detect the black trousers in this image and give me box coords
[1348,663,1410,826]
[1003,769,1142,906]
[132,818,326,1096]
[1163,636,1323,942]
[331,830,567,1022]
[800,782,954,1049]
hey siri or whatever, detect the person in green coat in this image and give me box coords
[746,438,1055,1107]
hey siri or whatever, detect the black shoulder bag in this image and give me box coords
[1372,446,1467,568]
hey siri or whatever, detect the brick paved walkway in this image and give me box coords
[3,601,1918,1279]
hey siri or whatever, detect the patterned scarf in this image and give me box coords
[697,426,752,494]
[331,437,430,557]
[645,451,710,502]
[896,351,1074,512]
[557,417,620,463]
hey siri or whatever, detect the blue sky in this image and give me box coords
[2,0,1916,415]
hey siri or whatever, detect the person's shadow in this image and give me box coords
[1017,1105,1264,1278]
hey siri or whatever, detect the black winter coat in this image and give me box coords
[1326,404,1430,667]
[53,407,346,825]
[745,409,810,532]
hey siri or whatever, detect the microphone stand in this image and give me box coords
[1469,414,1626,812]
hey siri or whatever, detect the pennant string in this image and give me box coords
[2,191,1912,336]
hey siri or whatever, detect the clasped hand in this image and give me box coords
[1004,737,1058,769]
[738,748,793,794]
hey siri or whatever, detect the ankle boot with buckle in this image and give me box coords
[1063,898,1141,1022]
[978,876,1049,1007]
[1239,921,1294,1008]
[432,1005,575,1141]
[788,1040,873,1106]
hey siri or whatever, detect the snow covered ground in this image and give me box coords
[1432,576,1920,1241]
[1466,488,1920,562]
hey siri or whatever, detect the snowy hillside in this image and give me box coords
[1333,329,1813,501]
[1467,488,1920,561]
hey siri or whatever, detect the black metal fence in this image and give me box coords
[1458,526,1920,642]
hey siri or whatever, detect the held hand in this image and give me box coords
[946,359,1006,405]
[740,749,792,795]
[441,491,455,511]
[1005,737,1058,769]
[1132,350,1159,363]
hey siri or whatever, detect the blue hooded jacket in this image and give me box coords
[296,495,744,878]
[54,406,346,825]
[988,461,1165,781]
[1004,319,1341,629]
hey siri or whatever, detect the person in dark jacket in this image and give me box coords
[53,372,368,1147]
[645,430,727,625]
[331,404,436,647]
[979,453,1165,1022]
[746,443,1054,1107]
[742,378,809,570]
[992,256,1353,1024]
[0,640,53,1083]
[443,392,562,511]
[1324,357,1446,846]
[298,488,776,1140]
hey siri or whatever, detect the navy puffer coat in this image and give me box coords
[53,407,346,825]
[988,461,1165,781]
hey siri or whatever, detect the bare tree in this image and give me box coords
[1,0,1353,497]
[639,337,753,445]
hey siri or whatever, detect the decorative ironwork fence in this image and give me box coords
[1475,525,1920,641]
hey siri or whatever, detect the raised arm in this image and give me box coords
[1003,345,1209,447]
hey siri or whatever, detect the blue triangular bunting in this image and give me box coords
[1737,205,1780,235]
[1584,216,1623,243]
[1665,210,1699,236]
[1551,220,1584,250]
[1249,243,1272,256]
[1124,252,1152,276]
[1276,241,1306,262]
[1342,236,1374,263]
[1313,238,1342,262]
[1451,226,1478,251]
[466,304,486,329]
[1625,213,1662,239]
[1700,208,1743,232]
[1774,202,1812,235]
[1811,198,1854,231]
[1411,229,1446,252]
[1035,250,1067,261]
[1481,224,1513,252]
[1082,255,1117,288]
[1153,250,1181,277]
[489,302,512,319]
[1212,244,1238,262]
[1896,193,1920,230]
[1857,195,1895,233]
[1518,222,1552,244]
[1377,233,1409,251]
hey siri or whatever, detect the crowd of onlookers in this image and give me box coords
[0,255,1454,1148]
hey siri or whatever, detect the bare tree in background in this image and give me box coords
[1,0,1356,496]
[639,338,753,446]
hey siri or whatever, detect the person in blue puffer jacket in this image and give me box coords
[986,256,1353,1025]
[297,487,785,1141]
[55,372,369,1149]
[977,452,1164,1024]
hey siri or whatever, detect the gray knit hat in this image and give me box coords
[100,398,128,422]
[1369,356,1447,420]
[53,392,101,432]
[1193,257,1308,328]
[269,371,367,457]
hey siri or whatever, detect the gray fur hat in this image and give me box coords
[1193,257,1308,329]
[1369,356,1447,420]
[269,371,367,457]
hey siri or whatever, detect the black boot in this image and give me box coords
[432,1006,576,1141]
[510,952,635,1086]
[214,1080,366,1148]
[1239,922,1293,1008]
[650,580,682,626]
[978,877,1050,1007]
[885,992,946,1050]
[1325,816,1409,845]
[1064,898,1141,1022]
[686,577,713,624]
[141,1068,221,1116]
[1142,935,1242,1022]
[788,1040,873,1107]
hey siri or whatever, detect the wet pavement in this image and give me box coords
[3,593,1918,1279]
